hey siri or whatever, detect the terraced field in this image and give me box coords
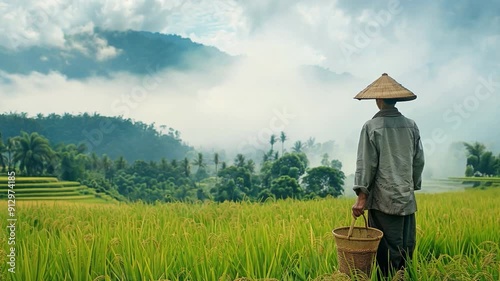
[0,176,116,203]
[449,176,500,183]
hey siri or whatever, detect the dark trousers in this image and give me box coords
[368,209,416,278]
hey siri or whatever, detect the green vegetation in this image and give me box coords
[0,189,498,280]
[463,142,500,177]
[456,142,500,189]
[0,113,191,162]
[2,122,497,205]
[1,129,346,204]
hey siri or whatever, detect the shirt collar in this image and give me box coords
[372,107,402,119]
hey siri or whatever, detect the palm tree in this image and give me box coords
[192,153,206,170]
[115,156,127,170]
[478,151,496,175]
[246,159,256,173]
[0,133,7,172]
[55,144,85,179]
[182,157,191,177]
[193,153,208,183]
[263,152,270,163]
[90,152,100,171]
[101,155,114,180]
[13,132,55,176]
[5,138,16,172]
[160,158,169,172]
[269,134,277,153]
[59,150,76,180]
[306,137,317,151]
[0,135,16,172]
[292,140,304,153]
[463,142,486,171]
[280,131,287,156]
[212,152,221,195]
[214,153,220,180]
[235,154,246,168]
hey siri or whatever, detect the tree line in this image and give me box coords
[0,130,346,203]
[0,113,191,162]
[463,142,500,177]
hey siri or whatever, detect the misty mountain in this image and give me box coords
[0,28,357,86]
[300,65,353,83]
[0,29,234,79]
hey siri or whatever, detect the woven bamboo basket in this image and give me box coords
[332,214,383,276]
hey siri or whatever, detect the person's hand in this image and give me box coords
[352,192,367,218]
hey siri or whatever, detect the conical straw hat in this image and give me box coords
[354,73,416,101]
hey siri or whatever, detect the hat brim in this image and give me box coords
[353,73,417,101]
[354,95,417,102]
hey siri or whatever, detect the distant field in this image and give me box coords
[449,177,500,183]
[342,178,474,197]
[447,177,500,189]
[0,188,498,280]
[419,179,470,193]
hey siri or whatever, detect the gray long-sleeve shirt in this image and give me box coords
[353,108,425,216]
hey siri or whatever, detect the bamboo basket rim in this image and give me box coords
[332,213,384,241]
[332,226,384,241]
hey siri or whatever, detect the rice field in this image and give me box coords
[0,188,499,281]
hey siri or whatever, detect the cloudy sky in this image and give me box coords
[1,0,499,176]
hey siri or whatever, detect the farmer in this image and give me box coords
[351,73,425,278]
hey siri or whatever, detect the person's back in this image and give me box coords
[361,109,423,216]
[350,73,425,279]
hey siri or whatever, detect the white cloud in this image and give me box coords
[94,36,121,61]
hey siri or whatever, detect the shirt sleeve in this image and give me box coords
[353,124,378,195]
[413,125,425,190]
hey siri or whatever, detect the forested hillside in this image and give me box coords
[0,113,191,162]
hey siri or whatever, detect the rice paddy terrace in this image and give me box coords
[449,176,500,186]
[0,176,116,203]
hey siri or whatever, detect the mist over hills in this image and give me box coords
[0,28,353,84]
[0,29,233,79]
[0,27,498,179]
[0,28,353,162]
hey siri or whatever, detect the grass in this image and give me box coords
[0,189,499,280]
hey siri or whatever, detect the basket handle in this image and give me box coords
[347,213,368,239]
